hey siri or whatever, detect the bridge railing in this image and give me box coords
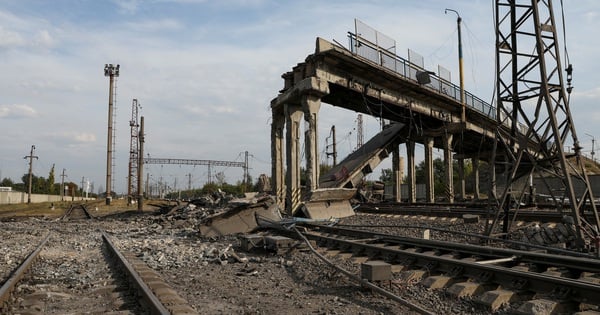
[348,33,496,120]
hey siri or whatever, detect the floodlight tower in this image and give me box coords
[104,63,120,205]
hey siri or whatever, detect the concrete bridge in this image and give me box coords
[270,32,507,215]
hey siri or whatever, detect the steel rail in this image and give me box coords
[356,203,573,222]
[298,225,600,304]
[292,227,435,315]
[0,233,51,311]
[308,223,599,262]
[102,232,170,315]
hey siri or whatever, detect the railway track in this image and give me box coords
[356,202,596,223]
[0,229,198,314]
[294,223,600,313]
[61,203,94,220]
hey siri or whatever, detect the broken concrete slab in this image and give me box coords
[300,199,355,220]
[199,198,281,237]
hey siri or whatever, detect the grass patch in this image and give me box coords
[0,198,160,219]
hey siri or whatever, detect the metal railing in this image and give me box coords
[348,33,496,120]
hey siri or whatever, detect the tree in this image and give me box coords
[48,164,56,195]
[379,168,394,185]
[1,177,14,187]
[413,158,482,198]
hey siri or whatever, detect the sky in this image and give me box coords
[1,0,600,194]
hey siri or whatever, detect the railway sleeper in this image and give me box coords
[477,288,534,312]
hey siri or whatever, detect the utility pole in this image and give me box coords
[243,151,249,193]
[23,145,38,204]
[80,177,85,198]
[187,173,192,191]
[137,116,144,211]
[104,63,120,205]
[356,114,364,150]
[587,133,595,163]
[60,169,67,201]
[445,8,465,123]
[326,126,338,166]
[145,173,150,199]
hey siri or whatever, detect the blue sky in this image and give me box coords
[1,0,600,194]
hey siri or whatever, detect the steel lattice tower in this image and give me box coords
[490,0,600,249]
[127,99,140,204]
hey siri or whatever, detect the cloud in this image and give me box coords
[74,133,97,143]
[0,104,38,118]
[126,19,184,32]
[112,0,141,14]
[0,26,25,48]
[33,29,55,48]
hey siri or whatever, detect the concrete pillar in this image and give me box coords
[443,134,454,203]
[458,157,465,201]
[425,137,435,203]
[392,144,402,202]
[406,141,416,203]
[473,158,480,200]
[285,103,303,216]
[271,107,285,208]
[302,94,321,192]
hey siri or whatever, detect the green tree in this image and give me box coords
[379,168,395,186]
[48,164,56,194]
[1,177,14,188]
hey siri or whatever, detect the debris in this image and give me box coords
[199,196,281,237]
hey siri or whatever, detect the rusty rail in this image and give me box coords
[102,232,171,315]
[0,233,50,312]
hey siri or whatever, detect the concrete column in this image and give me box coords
[443,134,454,203]
[473,158,480,200]
[302,94,321,192]
[392,144,402,202]
[271,107,285,208]
[406,141,416,203]
[425,137,435,203]
[285,103,303,216]
[458,157,465,201]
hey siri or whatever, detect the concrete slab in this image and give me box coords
[199,202,281,237]
[301,199,355,219]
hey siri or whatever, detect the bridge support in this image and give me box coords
[473,158,480,200]
[271,107,285,209]
[458,158,465,201]
[406,141,416,203]
[302,94,321,192]
[392,144,402,202]
[285,104,303,216]
[444,134,454,203]
[425,137,435,203]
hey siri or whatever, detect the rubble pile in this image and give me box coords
[113,236,249,270]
